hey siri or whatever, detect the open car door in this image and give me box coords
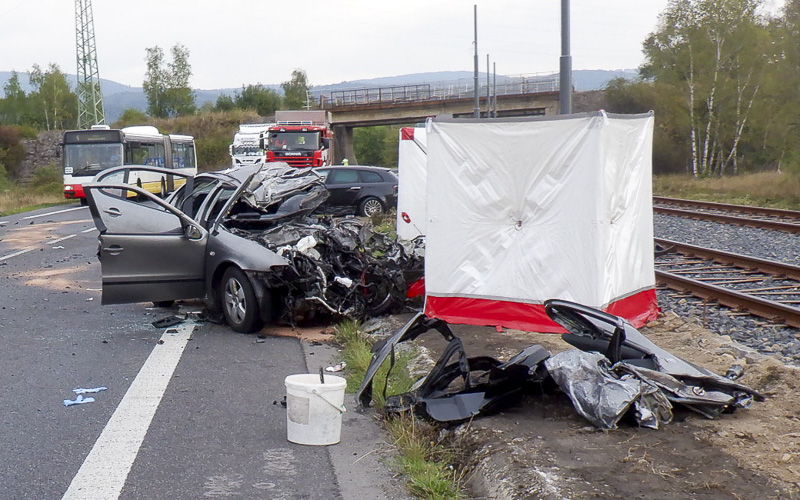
[85,181,208,305]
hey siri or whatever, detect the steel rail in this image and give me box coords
[655,238,800,328]
[655,238,800,281]
[653,196,800,218]
[654,196,800,234]
[655,270,800,328]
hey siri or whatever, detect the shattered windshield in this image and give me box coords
[64,143,124,176]
[266,132,320,151]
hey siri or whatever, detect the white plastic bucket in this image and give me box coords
[284,373,347,445]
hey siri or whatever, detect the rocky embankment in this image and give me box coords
[18,130,62,182]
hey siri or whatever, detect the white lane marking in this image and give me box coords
[82,228,96,233]
[0,233,80,262]
[61,324,195,500]
[22,206,86,220]
[0,226,97,262]
[0,246,36,262]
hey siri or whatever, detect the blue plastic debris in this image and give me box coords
[63,395,95,406]
[72,387,107,394]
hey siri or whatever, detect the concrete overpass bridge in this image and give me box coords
[317,75,562,163]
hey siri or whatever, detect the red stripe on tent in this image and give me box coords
[424,288,659,333]
[605,288,660,328]
[401,127,415,140]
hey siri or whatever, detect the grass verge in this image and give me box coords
[333,320,466,500]
[654,171,800,210]
[0,165,68,216]
[0,190,68,216]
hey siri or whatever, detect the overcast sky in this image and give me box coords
[0,0,727,90]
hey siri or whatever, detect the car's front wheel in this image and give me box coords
[220,267,262,333]
[359,196,384,217]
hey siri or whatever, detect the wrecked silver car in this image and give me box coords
[84,163,413,333]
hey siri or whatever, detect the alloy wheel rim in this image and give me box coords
[224,278,246,323]
[364,199,382,216]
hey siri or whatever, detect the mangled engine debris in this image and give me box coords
[356,300,764,430]
[224,165,422,323]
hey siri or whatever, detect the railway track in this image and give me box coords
[654,238,800,328]
[653,196,800,234]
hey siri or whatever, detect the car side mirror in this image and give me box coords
[185,224,204,241]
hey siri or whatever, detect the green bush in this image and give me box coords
[0,163,10,191]
[196,136,231,171]
[113,108,150,128]
[0,126,26,178]
[11,125,38,140]
[31,163,63,195]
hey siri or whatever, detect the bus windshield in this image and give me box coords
[64,143,124,176]
[267,131,320,152]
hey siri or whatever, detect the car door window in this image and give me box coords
[179,179,218,219]
[359,171,383,183]
[90,186,183,234]
[203,186,237,228]
[328,169,359,184]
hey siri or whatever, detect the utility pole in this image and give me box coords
[473,5,480,118]
[486,54,491,117]
[492,62,497,118]
[75,0,105,129]
[559,0,572,115]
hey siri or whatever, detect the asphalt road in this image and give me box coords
[0,203,407,500]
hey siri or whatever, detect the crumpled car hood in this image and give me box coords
[221,164,421,323]
[241,164,326,210]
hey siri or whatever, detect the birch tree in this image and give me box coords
[642,0,768,177]
[144,44,195,118]
[28,63,76,130]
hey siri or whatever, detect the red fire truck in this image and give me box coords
[263,110,333,168]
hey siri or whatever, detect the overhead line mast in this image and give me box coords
[75,0,105,128]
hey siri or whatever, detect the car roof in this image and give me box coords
[200,162,301,184]
[316,165,394,173]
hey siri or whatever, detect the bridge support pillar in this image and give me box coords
[332,125,357,165]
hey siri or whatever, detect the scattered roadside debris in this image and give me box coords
[325,361,347,372]
[356,301,763,429]
[64,388,107,407]
[545,299,763,427]
[73,387,107,394]
[356,312,553,422]
[64,395,95,406]
[152,315,186,329]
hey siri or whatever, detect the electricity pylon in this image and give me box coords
[75,0,105,129]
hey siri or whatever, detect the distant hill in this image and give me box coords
[0,69,638,123]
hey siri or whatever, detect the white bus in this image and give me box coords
[62,125,197,203]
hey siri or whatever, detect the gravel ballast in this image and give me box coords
[654,213,800,365]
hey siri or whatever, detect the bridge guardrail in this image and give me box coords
[319,74,559,108]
